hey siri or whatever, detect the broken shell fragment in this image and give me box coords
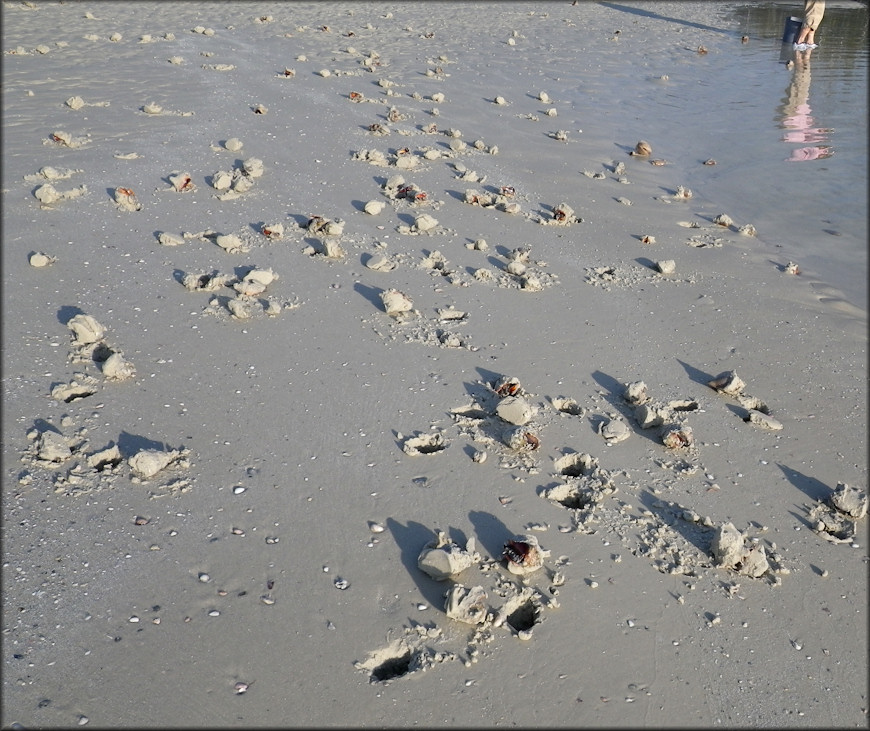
[444,584,488,625]
[784,261,800,275]
[656,259,676,274]
[707,371,745,396]
[417,530,480,580]
[713,213,734,227]
[364,200,385,215]
[502,534,549,576]
[631,140,652,156]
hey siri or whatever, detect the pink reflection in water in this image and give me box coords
[779,49,833,161]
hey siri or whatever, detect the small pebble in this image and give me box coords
[208,610,220,617]
[233,486,246,494]
[198,573,210,582]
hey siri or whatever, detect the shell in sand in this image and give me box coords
[417,530,480,580]
[630,140,652,156]
[380,288,414,316]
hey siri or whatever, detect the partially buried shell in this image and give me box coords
[380,288,414,316]
[631,140,652,156]
[598,417,631,444]
[660,424,694,449]
[502,534,549,575]
[114,187,141,211]
[29,252,57,267]
[503,426,540,451]
[417,530,480,580]
[67,314,105,344]
[707,370,745,396]
[261,223,284,239]
[169,172,195,192]
[444,584,488,625]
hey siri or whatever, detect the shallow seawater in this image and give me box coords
[704,3,867,310]
[559,2,868,310]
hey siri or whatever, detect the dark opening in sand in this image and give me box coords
[506,600,539,633]
[370,651,413,682]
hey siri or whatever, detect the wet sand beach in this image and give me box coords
[2,2,867,727]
